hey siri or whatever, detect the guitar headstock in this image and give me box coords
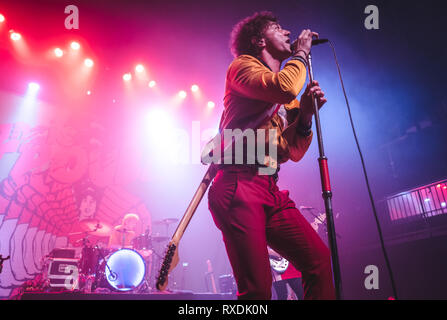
[206,259,213,273]
[156,242,179,291]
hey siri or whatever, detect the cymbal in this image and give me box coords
[78,219,112,236]
[115,228,134,233]
[154,218,178,225]
[151,236,170,242]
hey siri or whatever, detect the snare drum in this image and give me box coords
[96,249,146,292]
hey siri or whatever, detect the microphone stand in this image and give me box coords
[307,51,343,300]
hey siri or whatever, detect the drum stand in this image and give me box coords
[144,249,165,292]
[137,256,153,293]
[89,245,116,292]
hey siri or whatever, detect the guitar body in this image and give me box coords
[270,257,289,274]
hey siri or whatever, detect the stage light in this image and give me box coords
[207,101,215,109]
[135,64,145,73]
[146,109,173,132]
[123,73,132,81]
[10,31,21,41]
[84,58,94,68]
[70,41,80,50]
[0,14,5,23]
[442,202,446,208]
[191,84,199,92]
[178,90,187,99]
[148,80,156,88]
[28,82,40,93]
[54,48,64,58]
[16,82,40,124]
[86,90,92,95]
[437,184,441,188]
[424,198,430,202]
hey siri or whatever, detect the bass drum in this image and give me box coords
[95,249,146,292]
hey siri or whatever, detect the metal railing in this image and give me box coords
[386,179,447,222]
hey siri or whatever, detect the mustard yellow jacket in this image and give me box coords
[220,54,313,166]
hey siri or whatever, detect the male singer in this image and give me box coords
[207,11,335,299]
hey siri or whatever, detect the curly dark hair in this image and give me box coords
[230,11,278,58]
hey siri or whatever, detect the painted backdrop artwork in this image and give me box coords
[0,94,151,298]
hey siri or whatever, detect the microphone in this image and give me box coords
[108,271,118,281]
[312,38,329,46]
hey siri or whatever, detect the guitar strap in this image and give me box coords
[202,57,283,167]
[201,102,282,167]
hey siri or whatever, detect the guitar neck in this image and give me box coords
[156,165,217,291]
[170,165,216,244]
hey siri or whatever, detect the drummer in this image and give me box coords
[108,213,140,249]
[108,213,152,258]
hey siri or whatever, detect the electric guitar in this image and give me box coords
[269,256,289,274]
[156,165,217,291]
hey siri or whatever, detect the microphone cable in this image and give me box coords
[319,39,399,299]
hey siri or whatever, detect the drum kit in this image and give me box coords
[48,217,177,293]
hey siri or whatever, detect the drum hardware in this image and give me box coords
[154,218,178,241]
[114,227,135,249]
[73,219,176,293]
[94,245,116,281]
[151,235,170,243]
[78,219,112,237]
[153,218,179,225]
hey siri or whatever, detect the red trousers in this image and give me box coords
[208,165,335,300]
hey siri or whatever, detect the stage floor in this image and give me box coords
[20,291,236,300]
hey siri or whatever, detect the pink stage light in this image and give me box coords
[143,108,179,163]
[10,31,21,41]
[135,64,145,73]
[148,80,156,88]
[86,90,92,95]
[70,41,80,50]
[207,101,215,109]
[178,90,187,99]
[123,73,132,81]
[84,58,94,68]
[16,82,41,124]
[28,82,40,93]
[0,14,5,23]
[191,84,199,92]
[54,48,64,58]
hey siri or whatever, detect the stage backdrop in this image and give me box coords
[0,91,152,298]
